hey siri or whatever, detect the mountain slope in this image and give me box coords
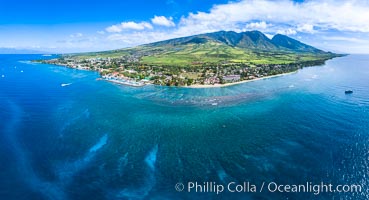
[146,31,279,50]
[69,30,337,66]
[271,34,323,53]
[145,30,323,53]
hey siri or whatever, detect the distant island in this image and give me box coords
[39,30,343,87]
[0,48,52,54]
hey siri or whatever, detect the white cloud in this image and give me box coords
[121,22,153,30]
[322,36,369,43]
[106,25,122,33]
[174,0,369,35]
[107,31,173,45]
[106,22,153,33]
[245,21,268,30]
[6,0,369,53]
[264,33,274,39]
[99,0,369,53]
[151,16,175,27]
[277,28,297,35]
[297,24,315,33]
[70,33,83,38]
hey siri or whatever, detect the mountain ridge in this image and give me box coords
[143,30,325,54]
[66,30,339,67]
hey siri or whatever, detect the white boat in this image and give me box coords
[61,83,72,87]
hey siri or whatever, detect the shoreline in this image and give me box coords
[37,61,299,88]
[185,71,297,88]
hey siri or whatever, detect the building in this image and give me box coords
[223,75,241,82]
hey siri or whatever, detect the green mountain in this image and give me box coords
[148,31,278,50]
[147,31,324,52]
[271,34,323,53]
[70,30,337,66]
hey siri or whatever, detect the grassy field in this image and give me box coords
[140,44,327,66]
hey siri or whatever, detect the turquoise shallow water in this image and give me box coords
[0,54,369,199]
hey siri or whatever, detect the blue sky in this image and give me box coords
[1,0,369,53]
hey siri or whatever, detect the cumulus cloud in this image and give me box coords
[99,0,369,53]
[107,31,174,45]
[277,28,297,35]
[174,0,369,35]
[106,25,121,33]
[245,21,269,30]
[151,16,175,27]
[297,24,315,33]
[106,22,153,33]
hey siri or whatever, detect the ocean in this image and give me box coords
[0,54,368,199]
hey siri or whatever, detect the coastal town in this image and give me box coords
[40,55,328,87]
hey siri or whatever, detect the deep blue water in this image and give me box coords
[0,54,369,200]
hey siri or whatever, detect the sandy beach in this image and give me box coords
[186,71,297,88]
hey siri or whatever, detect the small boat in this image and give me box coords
[61,83,72,87]
[345,90,353,94]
